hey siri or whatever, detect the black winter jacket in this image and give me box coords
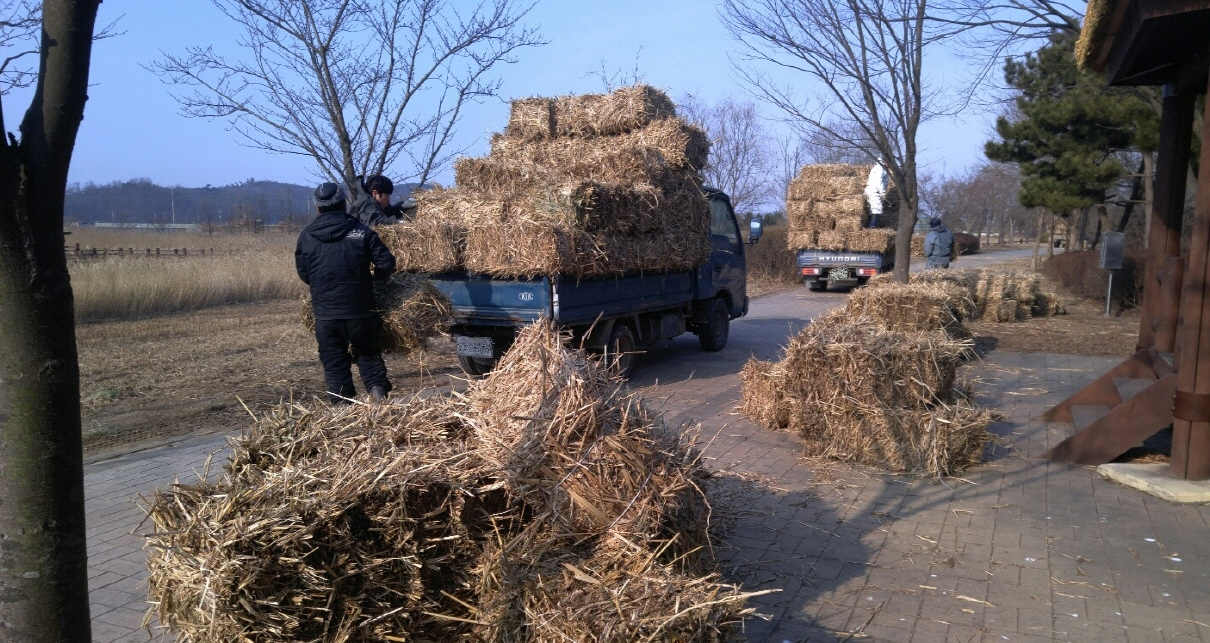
[295,212,396,320]
[350,194,406,227]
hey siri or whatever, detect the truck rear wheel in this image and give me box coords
[458,355,491,377]
[698,298,730,352]
[606,323,637,378]
[807,279,826,292]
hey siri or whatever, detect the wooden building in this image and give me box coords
[1043,0,1210,480]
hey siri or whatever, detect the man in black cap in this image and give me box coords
[296,182,397,403]
[924,217,955,269]
[350,174,410,227]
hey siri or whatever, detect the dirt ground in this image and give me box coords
[77,299,460,458]
[968,292,1139,358]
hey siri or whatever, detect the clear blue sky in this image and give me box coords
[41,0,1014,192]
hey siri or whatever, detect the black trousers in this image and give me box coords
[314,317,391,404]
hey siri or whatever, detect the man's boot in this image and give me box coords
[370,385,387,403]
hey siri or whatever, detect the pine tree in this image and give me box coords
[985,32,1158,213]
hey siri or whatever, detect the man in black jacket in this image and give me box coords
[296,182,397,403]
[350,174,409,226]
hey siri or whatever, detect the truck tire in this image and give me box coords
[606,323,637,378]
[458,355,491,377]
[807,279,826,292]
[698,298,730,352]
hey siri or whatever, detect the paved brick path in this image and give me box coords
[85,250,1209,642]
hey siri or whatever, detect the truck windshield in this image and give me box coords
[709,199,741,247]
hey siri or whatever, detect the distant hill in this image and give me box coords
[65,178,315,226]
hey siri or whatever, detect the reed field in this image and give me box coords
[68,231,303,323]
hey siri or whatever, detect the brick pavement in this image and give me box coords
[83,259,1209,642]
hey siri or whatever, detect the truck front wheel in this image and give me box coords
[698,298,730,352]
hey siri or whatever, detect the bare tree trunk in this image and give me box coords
[1033,209,1044,269]
[1048,213,1056,258]
[893,196,915,283]
[0,1,100,640]
[1143,152,1154,239]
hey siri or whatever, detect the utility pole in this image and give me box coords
[171,188,176,224]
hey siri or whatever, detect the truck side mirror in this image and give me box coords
[748,218,763,244]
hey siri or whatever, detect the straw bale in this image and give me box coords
[816,229,850,251]
[456,143,673,194]
[520,176,709,235]
[552,84,678,138]
[740,358,790,431]
[786,198,812,220]
[787,228,819,250]
[812,195,866,223]
[464,220,711,279]
[376,218,464,273]
[145,399,489,642]
[909,268,1064,321]
[737,309,992,477]
[493,116,708,172]
[847,228,896,254]
[910,235,925,257]
[833,216,864,232]
[844,281,973,338]
[146,321,759,642]
[786,164,872,201]
[506,97,557,140]
[299,273,452,356]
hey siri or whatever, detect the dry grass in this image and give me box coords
[300,273,453,356]
[71,253,305,322]
[76,299,462,455]
[143,321,762,642]
[67,228,298,253]
[746,225,801,285]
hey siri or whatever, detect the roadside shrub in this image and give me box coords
[953,232,979,256]
[746,224,801,284]
[1042,249,1144,310]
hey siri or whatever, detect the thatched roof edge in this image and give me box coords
[1075,0,1125,73]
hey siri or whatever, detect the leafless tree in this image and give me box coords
[151,0,543,191]
[0,1,103,639]
[922,162,1032,243]
[0,0,117,94]
[679,95,778,214]
[722,0,948,282]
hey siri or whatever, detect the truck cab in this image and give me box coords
[430,188,753,377]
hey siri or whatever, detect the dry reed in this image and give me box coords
[72,253,305,323]
[299,272,452,356]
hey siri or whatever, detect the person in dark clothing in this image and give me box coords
[925,217,955,269]
[350,174,409,226]
[296,182,397,403]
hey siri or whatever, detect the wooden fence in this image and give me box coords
[65,244,237,260]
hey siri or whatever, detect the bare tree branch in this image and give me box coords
[722,0,940,282]
[679,95,779,214]
[149,0,544,190]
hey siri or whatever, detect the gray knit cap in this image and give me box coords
[313,182,347,210]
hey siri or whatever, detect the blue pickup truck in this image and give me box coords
[429,188,760,376]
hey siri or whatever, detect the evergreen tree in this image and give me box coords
[985,32,1158,213]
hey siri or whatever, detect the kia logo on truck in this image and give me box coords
[518,292,534,301]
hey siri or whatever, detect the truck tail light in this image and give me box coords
[856,268,877,277]
[801,267,822,276]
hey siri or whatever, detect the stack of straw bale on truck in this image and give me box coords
[873,267,1063,322]
[785,164,898,253]
[739,278,995,477]
[145,322,762,643]
[300,272,452,355]
[385,85,712,279]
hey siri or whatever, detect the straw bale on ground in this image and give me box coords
[146,321,758,643]
[300,272,452,356]
[739,309,994,477]
[845,281,974,338]
[909,268,1064,322]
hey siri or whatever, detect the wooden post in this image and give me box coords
[1137,85,1195,353]
[1171,71,1210,481]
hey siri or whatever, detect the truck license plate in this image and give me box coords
[456,336,494,358]
[828,267,851,280]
